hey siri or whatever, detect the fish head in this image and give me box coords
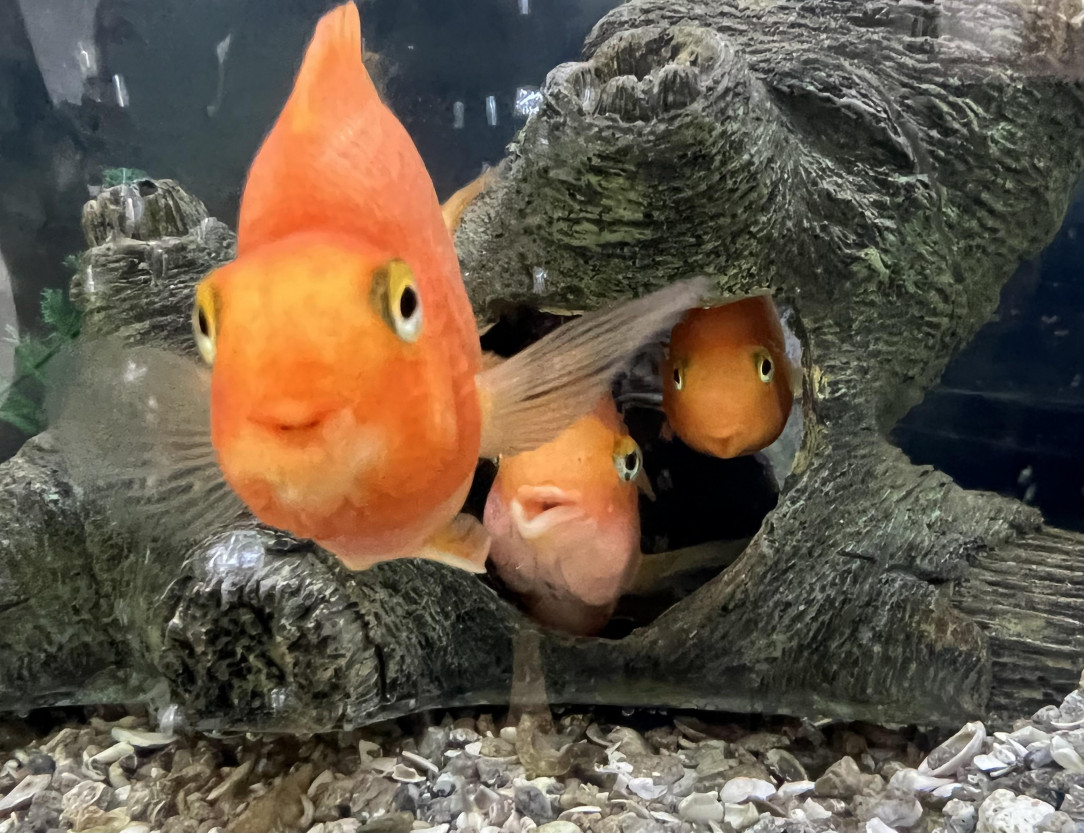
[483,396,642,630]
[662,299,794,459]
[193,233,481,539]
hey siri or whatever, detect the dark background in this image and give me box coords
[0,0,1081,530]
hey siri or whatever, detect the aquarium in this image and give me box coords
[0,0,1083,831]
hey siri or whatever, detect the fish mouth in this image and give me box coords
[510,485,589,540]
[247,401,346,435]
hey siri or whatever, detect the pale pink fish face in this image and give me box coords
[483,483,641,635]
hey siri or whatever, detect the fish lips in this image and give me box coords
[508,485,592,540]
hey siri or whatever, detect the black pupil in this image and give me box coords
[761,357,772,376]
[399,286,418,320]
[197,306,209,337]
[624,452,638,471]
[673,368,681,384]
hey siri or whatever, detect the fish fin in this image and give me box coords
[237,2,448,256]
[480,349,505,371]
[476,278,709,458]
[441,165,499,234]
[285,2,366,132]
[634,467,657,502]
[627,540,748,595]
[414,513,491,573]
[44,337,248,545]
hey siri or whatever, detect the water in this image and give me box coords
[0,0,1082,733]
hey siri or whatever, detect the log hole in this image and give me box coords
[462,299,805,638]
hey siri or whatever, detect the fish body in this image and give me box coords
[662,296,796,459]
[202,235,482,568]
[46,3,707,574]
[483,396,643,636]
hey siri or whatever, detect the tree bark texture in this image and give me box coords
[1,0,1083,731]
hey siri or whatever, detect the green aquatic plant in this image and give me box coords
[101,167,150,187]
[0,287,83,435]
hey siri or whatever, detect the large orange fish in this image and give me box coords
[662,296,799,459]
[483,395,645,636]
[46,3,706,573]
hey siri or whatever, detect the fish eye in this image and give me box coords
[372,259,423,343]
[613,438,643,483]
[755,350,774,383]
[192,282,218,365]
[672,364,684,391]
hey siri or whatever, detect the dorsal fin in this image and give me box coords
[286,2,367,134]
[236,2,448,261]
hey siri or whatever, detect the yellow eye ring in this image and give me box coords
[192,281,219,365]
[371,259,423,343]
[612,436,643,483]
[754,349,774,383]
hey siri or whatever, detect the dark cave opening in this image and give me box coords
[464,301,798,639]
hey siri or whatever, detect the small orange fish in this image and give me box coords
[46,3,706,575]
[483,395,645,636]
[662,296,797,459]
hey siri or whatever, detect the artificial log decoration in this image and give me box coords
[1,0,1083,732]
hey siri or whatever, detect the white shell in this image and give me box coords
[720,777,776,803]
[887,767,956,793]
[391,763,427,783]
[110,728,177,749]
[402,750,439,774]
[0,774,51,813]
[723,802,761,831]
[918,721,986,777]
[626,776,668,800]
[367,756,398,775]
[777,780,815,798]
[1052,690,1084,729]
[585,723,610,746]
[650,811,681,823]
[973,742,1021,773]
[678,792,725,824]
[357,740,381,759]
[1051,735,1084,773]
[1007,726,1050,746]
[799,798,833,821]
[87,742,136,768]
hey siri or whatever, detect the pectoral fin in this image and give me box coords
[414,513,492,573]
[476,278,709,459]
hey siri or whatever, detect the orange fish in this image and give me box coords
[483,395,645,636]
[46,3,706,574]
[662,295,798,459]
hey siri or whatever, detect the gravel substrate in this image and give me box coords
[5,674,1084,833]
